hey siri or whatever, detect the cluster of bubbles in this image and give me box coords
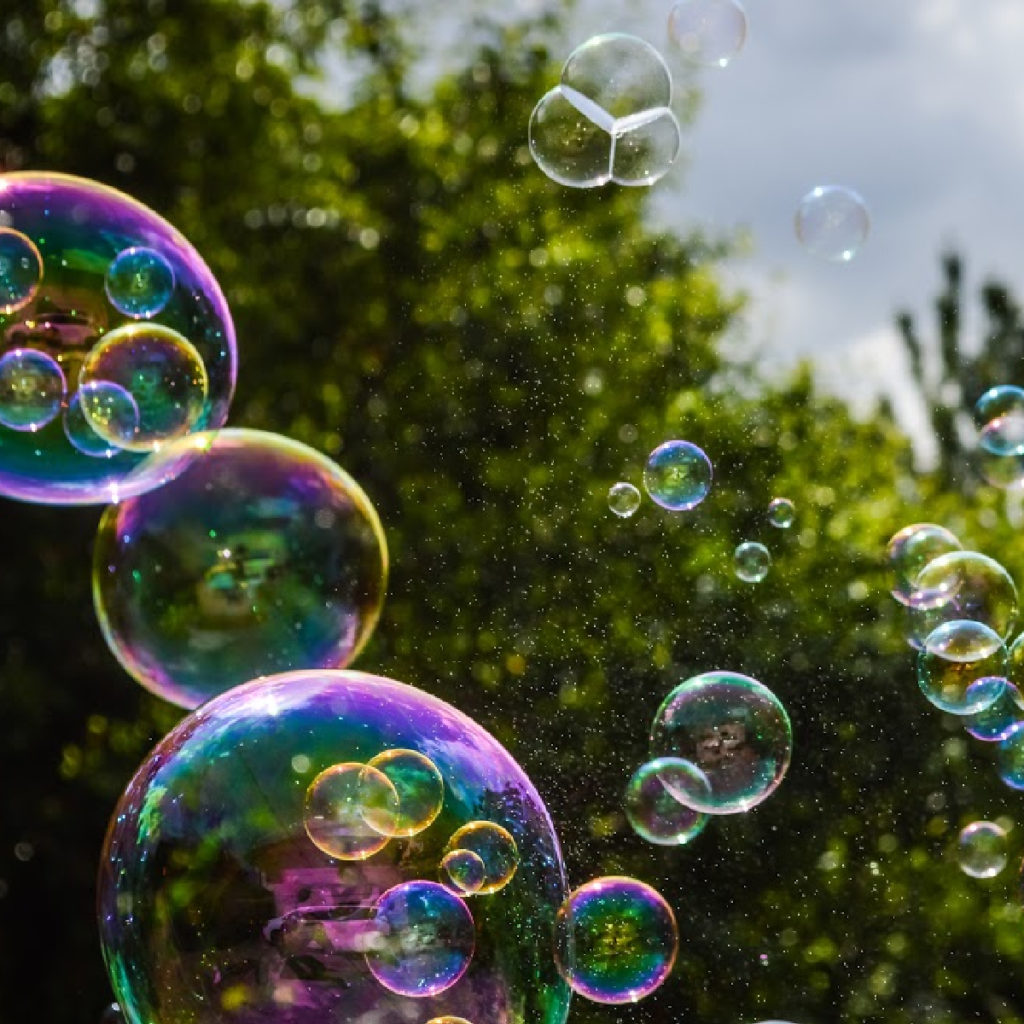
[885,522,1024,799]
[607,438,712,518]
[973,385,1024,489]
[733,497,795,584]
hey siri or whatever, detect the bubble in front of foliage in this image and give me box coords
[643,439,712,511]
[917,619,1008,715]
[624,757,709,845]
[956,821,1008,878]
[734,541,771,583]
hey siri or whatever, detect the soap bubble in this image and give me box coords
[440,849,487,896]
[608,481,641,517]
[97,670,570,1024]
[908,551,1018,643]
[0,227,42,313]
[443,821,520,895]
[734,541,771,583]
[956,821,1008,878]
[963,682,1024,741]
[529,35,680,189]
[365,748,445,838]
[767,497,795,529]
[304,761,401,860]
[0,347,65,432]
[998,721,1024,789]
[426,1018,473,1024]
[917,620,1007,715]
[976,433,1024,489]
[364,880,475,997]
[974,385,1024,433]
[105,246,176,318]
[92,429,388,709]
[887,523,962,608]
[795,185,870,262]
[64,381,138,456]
[650,671,792,813]
[643,440,712,511]
[978,411,1024,457]
[0,172,235,504]
[667,0,748,68]
[78,323,208,451]
[624,758,709,845]
[554,876,678,1003]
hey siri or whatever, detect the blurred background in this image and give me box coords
[4,1,1024,1022]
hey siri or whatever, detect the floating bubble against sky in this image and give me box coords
[0,172,235,504]
[956,821,1008,878]
[643,439,712,511]
[78,323,208,451]
[608,481,641,518]
[365,880,476,998]
[650,671,792,813]
[529,35,680,188]
[365,748,445,838]
[734,541,771,583]
[440,848,487,896]
[963,682,1023,741]
[97,670,570,1024]
[917,620,1007,715]
[0,347,65,432]
[767,497,795,529]
[795,185,870,262]
[104,246,176,319]
[92,429,388,709]
[624,757,709,845]
[887,523,962,608]
[443,821,520,895]
[554,876,678,1003]
[304,761,401,861]
[908,550,1018,644]
[0,226,42,314]
[667,0,748,68]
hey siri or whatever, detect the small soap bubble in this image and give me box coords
[963,683,1023,742]
[608,481,641,517]
[0,227,43,314]
[976,435,1024,490]
[795,185,870,262]
[643,440,712,511]
[650,671,792,813]
[974,385,1024,433]
[624,758,709,845]
[75,379,140,450]
[998,721,1024,789]
[443,821,520,895]
[364,880,475,997]
[957,821,1007,878]
[886,523,962,608]
[78,323,208,451]
[767,497,795,529]
[0,348,66,432]
[917,619,1007,715]
[440,848,487,896]
[667,0,748,68]
[554,876,678,1003]
[303,761,400,861]
[105,246,176,318]
[62,389,127,459]
[364,748,444,838]
[734,541,770,583]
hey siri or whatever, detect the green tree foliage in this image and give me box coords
[2,3,1024,1024]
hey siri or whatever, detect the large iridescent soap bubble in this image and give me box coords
[917,620,1008,715]
[0,172,235,504]
[92,429,388,709]
[650,670,792,813]
[97,670,570,1024]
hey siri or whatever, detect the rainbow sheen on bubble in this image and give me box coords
[956,821,1007,878]
[795,185,870,262]
[365,748,445,838]
[0,172,235,504]
[963,683,1023,741]
[767,497,795,529]
[974,385,1024,433]
[734,541,770,583]
[554,876,678,1004]
[887,523,962,608]
[92,429,388,709]
[97,670,570,1024]
[365,880,475,997]
[441,849,487,896]
[624,758,709,846]
[78,323,208,451]
[444,821,520,896]
[426,1018,474,1024]
[917,620,1007,715]
[998,721,1024,790]
[608,481,641,518]
[0,347,65,432]
[650,671,792,813]
[643,439,712,511]
[304,761,401,860]
[667,0,748,68]
[105,246,175,319]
